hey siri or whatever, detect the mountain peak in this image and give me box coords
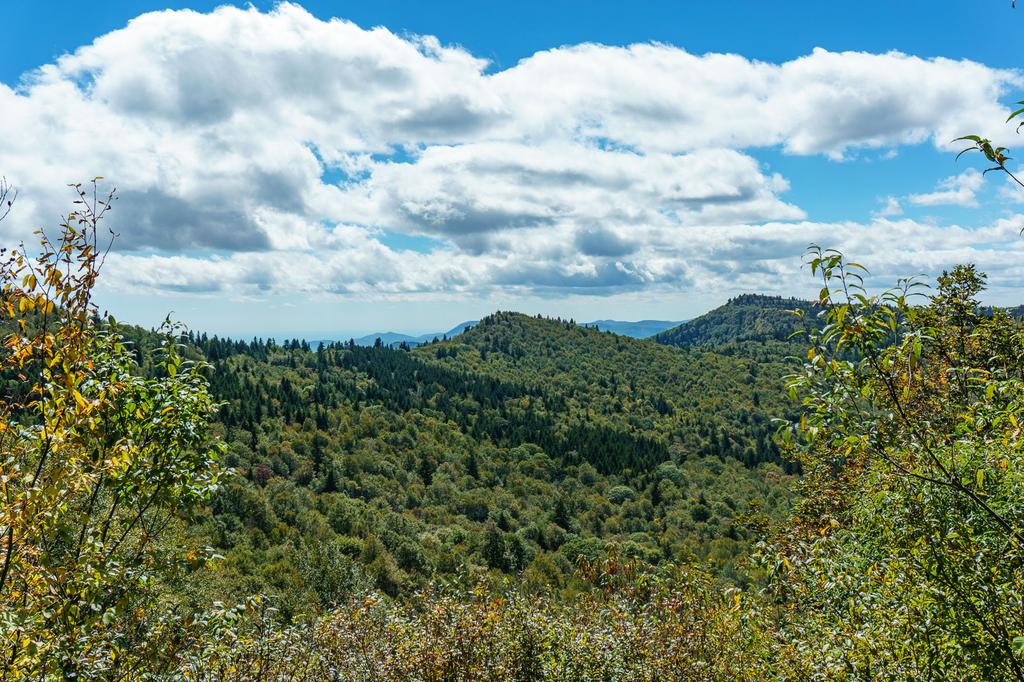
[724,293,814,309]
[655,293,818,349]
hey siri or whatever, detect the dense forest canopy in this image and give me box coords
[654,294,822,355]
[4,189,1024,678]
[167,306,798,618]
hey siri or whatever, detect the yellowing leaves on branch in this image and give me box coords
[0,181,226,679]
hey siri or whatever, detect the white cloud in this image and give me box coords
[996,167,1024,203]
[873,196,904,218]
[493,45,1016,158]
[908,168,984,207]
[97,214,1024,302]
[0,2,1020,302]
[340,143,804,249]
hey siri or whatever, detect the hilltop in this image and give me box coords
[413,311,795,468]
[329,318,682,349]
[654,294,820,353]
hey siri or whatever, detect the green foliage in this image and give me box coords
[953,101,1024,194]
[770,249,1024,679]
[0,184,225,678]
[178,560,774,681]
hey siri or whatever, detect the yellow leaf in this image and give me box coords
[72,389,88,409]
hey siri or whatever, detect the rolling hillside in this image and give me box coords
[172,309,799,613]
[654,294,821,358]
[415,311,794,468]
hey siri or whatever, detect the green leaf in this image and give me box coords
[956,147,976,162]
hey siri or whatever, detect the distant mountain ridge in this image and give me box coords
[327,318,683,348]
[580,319,683,338]
[350,321,478,348]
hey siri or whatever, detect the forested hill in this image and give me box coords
[654,294,820,354]
[145,309,798,615]
[413,311,794,468]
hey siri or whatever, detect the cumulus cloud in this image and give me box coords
[0,2,1020,302]
[909,168,984,207]
[341,144,804,249]
[873,196,904,218]
[96,213,1024,301]
[493,45,1016,158]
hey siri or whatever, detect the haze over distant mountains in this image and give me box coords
[350,321,479,348]
[315,318,685,347]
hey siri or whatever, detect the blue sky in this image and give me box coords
[2,1,1023,337]
[7,1,1018,77]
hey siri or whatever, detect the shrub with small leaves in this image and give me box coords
[0,182,226,679]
